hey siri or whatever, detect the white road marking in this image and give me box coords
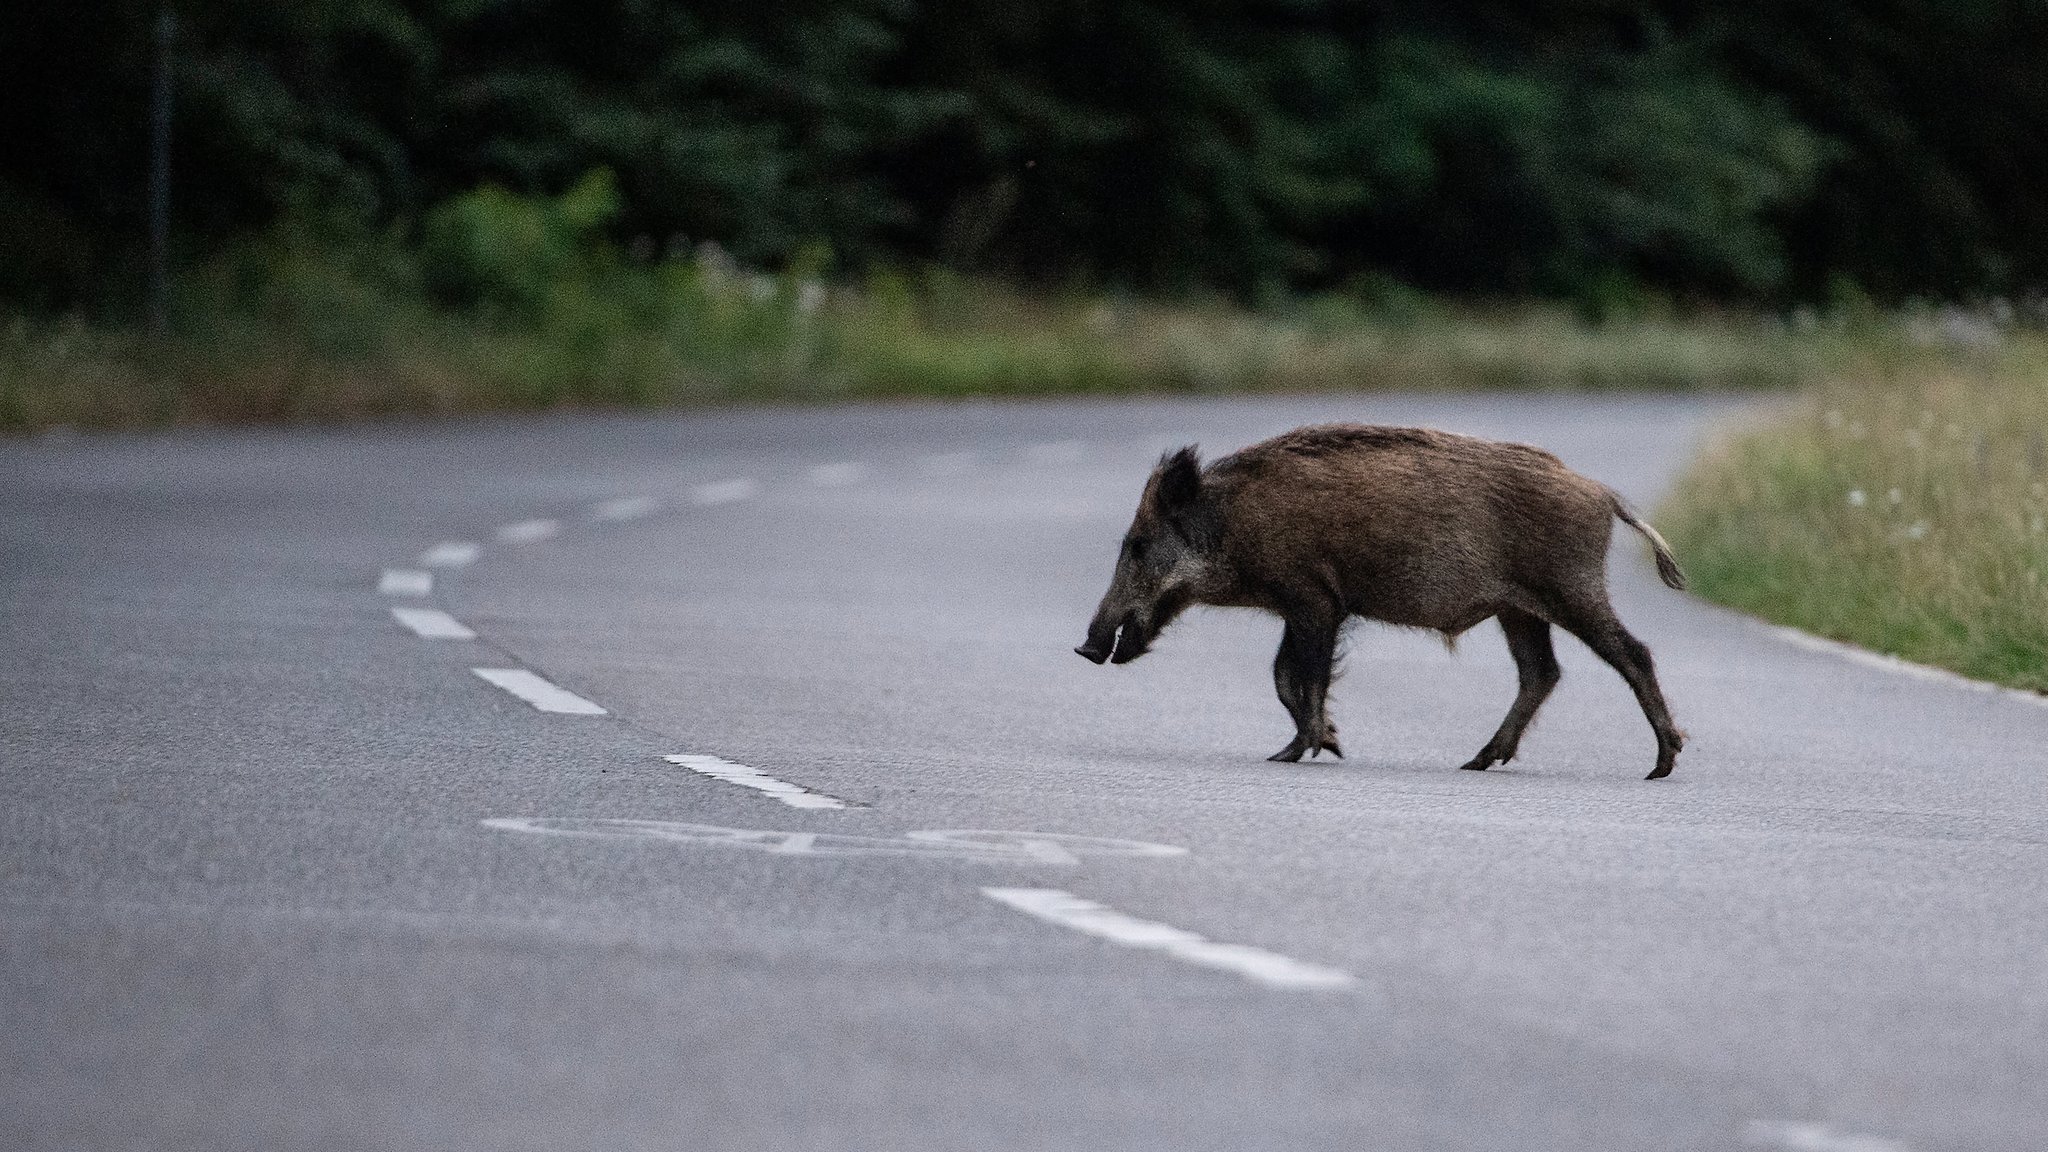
[1140,432,1204,454]
[592,496,659,521]
[390,607,477,640]
[982,887,1358,991]
[377,568,433,596]
[1026,440,1085,465]
[664,753,849,810]
[690,478,759,505]
[808,461,868,487]
[496,518,559,544]
[1767,624,2048,710]
[1745,1120,1912,1152]
[484,819,1186,862]
[920,451,976,476]
[915,830,1184,861]
[419,541,481,568]
[470,668,607,715]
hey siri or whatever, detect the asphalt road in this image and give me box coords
[5,394,2046,1152]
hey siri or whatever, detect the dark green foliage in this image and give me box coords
[419,169,623,315]
[4,0,2046,312]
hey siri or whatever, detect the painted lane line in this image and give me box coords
[496,518,560,544]
[664,754,848,809]
[1140,432,1203,454]
[1766,624,2048,710]
[419,541,482,568]
[1026,440,1085,465]
[808,461,868,487]
[1745,1120,1912,1152]
[390,607,477,640]
[690,478,760,506]
[485,820,1186,862]
[471,668,608,715]
[982,888,1358,991]
[378,568,433,596]
[592,495,659,521]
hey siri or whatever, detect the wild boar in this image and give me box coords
[1074,424,1688,779]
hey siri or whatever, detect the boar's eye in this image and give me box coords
[1127,537,1149,563]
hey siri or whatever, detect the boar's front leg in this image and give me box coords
[1269,612,1343,762]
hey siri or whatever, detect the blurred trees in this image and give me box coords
[3,0,2045,311]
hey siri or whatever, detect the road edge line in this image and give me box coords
[1761,622,2048,711]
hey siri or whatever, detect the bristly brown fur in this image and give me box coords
[1078,422,1689,779]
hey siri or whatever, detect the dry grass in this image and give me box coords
[1,254,1915,433]
[1661,348,2048,692]
[12,177,2029,432]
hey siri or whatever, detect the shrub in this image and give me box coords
[419,169,622,318]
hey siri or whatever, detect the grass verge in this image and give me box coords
[9,173,2038,433]
[1661,354,2048,693]
[1,263,2012,435]
[7,169,2022,434]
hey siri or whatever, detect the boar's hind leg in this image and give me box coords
[1459,608,1560,772]
[1268,614,1342,763]
[1555,601,1684,780]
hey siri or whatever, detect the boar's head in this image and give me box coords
[1076,446,1214,665]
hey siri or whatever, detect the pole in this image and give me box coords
[147,5,175,333]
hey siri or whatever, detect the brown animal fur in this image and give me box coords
[1075,423,1688,779]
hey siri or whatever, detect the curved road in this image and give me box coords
[5,395,2045,1151]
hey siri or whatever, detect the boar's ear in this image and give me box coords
[1153,446,1202,510]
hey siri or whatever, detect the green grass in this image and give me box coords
[4,195,2042,436]
[0,257,1979,434]
[1661,352,2048,692]
[7,176,2027,432]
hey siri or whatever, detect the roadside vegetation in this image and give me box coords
[0,262,2001,433]
[1662,347,2048,693]
[9,4,2048,432]
[4,172,2033,433]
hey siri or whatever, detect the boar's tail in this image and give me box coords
[1608,490,1688,591]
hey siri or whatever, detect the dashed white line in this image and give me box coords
[419,541,482,568]
[390,607,477,640]
[1745,1120,1912,1152]
[496,518,560,544]
[592,496,659,521]
[808,461,868,487]
[471,668,608,715]
[1026,440,1085,465]
[664,753,848,809]
[691,478,760,505]
[1140,432,1204,455]
[982,888,1358,991]
[377,568,433,596]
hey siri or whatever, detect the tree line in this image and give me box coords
[5,0,2045,312]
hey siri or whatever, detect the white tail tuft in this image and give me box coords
[1609,491,1687,591]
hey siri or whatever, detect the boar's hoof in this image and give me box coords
[1271,731,1342,762]
[1457,754,1495,772]
[1267,738,1310,763]
[1645,760,1675,781]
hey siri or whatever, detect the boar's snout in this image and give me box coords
[1076,612,1150,665]
[1108,616,1150,663]
[1074,613,1124,664]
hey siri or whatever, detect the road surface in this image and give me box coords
[5,395,2045,1151]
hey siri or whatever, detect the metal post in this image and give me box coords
[147,6,175,333]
